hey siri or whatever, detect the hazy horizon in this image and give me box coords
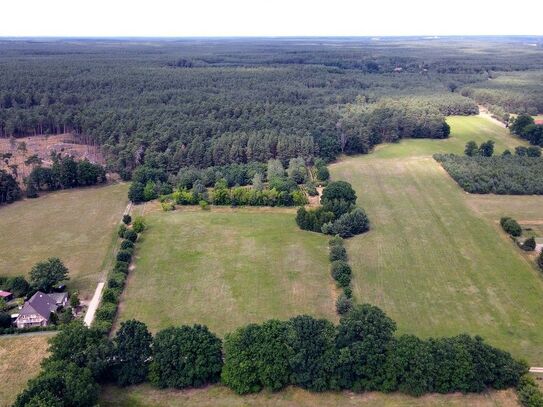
[2,0,543,37]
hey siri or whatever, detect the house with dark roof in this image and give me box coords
[15,291,68,328]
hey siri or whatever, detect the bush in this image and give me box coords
[102,288,121,304]
[521,237,536,251]
[517,374,543,407]
[118,224,127,237]
[330,260,352,288]
[116,250,132,263]
[329,244,347,262]
[502,218,522,237]
[132,216,146,233]
[538,251,543,271]
[322,208,370,238]
[96,302,117,322]
[316,166,330,182]
[123,229,138,242]
[114,261,130,274]
[328,235,344,248]
[120,240,134,250]
[0,312,11,328]
[122,214,132,225]
[336,294,352,315]
[161,201,175,211]
[108,272,126,289]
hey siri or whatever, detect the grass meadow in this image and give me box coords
[100,384,520,407]
[0,334,53,407]
[0,183,128,299]
[117,207,337,335]
[330,116,543,364]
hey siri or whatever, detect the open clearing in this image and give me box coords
[0,183,128,299]
[117,207,336,335]
[330,116,543,364]
[100,384,520,407]
[0,334,52,407]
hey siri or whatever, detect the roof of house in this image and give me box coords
[18,292,59,320]
[0,290,12,298]
[48,292,68,305]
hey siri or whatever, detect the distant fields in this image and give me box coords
[0,334,53,407]
[0,183,128,298]
[100,384,520,407]
[117,208,336,335]
[330,116,543,364]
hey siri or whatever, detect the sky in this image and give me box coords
[2,0,543,37]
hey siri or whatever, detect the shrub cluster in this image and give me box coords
[297,181,370,238]
[328,236,353,314]
[500,217,522,237]
[517,374,543,407]
[434,154,543,195]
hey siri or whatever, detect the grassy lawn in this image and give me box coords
[0,334,53,407]
[100,384,520,407]
[330,116,543,364]
[371,115,526,159]
[117,207,336,335]
[0,183,128,299]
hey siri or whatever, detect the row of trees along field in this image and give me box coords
[14,304,530,407]
[2,39,542,177]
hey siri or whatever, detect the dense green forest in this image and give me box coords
[0,37,542,176]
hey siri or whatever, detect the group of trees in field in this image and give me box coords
[130,158,318,208]
[14,302,528,406]
[434,153,543,195]
[510,114,543,147]
[26,153,106,198]
[297,180,370,238]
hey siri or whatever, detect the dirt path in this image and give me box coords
[478,105,507,128]
[83,282,104,326]
[83,201,132,327]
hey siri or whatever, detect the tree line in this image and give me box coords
[14,303,529,406]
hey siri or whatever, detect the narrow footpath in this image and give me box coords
[83,201,132,327]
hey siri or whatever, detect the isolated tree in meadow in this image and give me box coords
[112,320,153,386]
[464,141,479,157]
[122,214,132,225]
[30,257,69,292]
